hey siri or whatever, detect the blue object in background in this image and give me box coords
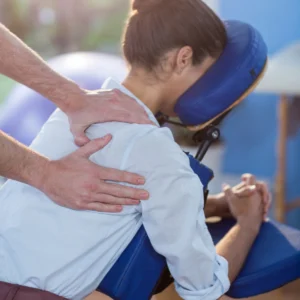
[0,52,127,146]
[219,0,300,228]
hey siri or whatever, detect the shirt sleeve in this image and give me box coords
[125,127,230,300]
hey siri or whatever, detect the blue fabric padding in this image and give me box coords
[98,156,300,299]
[97,155,213,299]
[186,153,214,188]
[174,20,267,126]
[207,219,300,298]
[98,226,166,300]
[219,1,300,229]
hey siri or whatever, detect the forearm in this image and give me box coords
[204,194,218,217]
[0,23,82,112]
[205,193,230,218]
[216,221,259,283]
[0,130,48,188]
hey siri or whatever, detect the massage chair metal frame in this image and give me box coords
[97,20,300,300]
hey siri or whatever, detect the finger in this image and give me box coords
[234,185,256,198]
[265,195,272,212]
[91,193,141,206]
[264,199,271,221]
[232,181,246,192]
[262,196,271,221]
[109,109,153,126]
[75,135,112,158]
[85,202,123,213]
[242,174,256,185]
[100,167,146,185]
[99,182,149,200]
[256,182,269,204]
[222,184,234,199]
[112,90,153,125]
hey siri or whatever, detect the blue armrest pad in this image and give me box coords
[98,155,300,299]
[99,218,300,299]
[207,219,300,298]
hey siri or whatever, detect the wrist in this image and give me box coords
[52,81,84,114]
[237,217,261,234]
[205,196,218,217]
[27,155,51,191]
[213,192,231,217]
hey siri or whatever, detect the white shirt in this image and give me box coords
[0,78,230,300]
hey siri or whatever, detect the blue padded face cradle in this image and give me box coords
[174,20,267,126]
[97,21,280,300]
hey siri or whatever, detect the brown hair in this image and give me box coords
[122,0,227,71]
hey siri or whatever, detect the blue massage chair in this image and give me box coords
[98,20,300,299]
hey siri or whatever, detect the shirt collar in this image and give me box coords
[102,77,159,126]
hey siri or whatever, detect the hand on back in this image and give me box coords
[41,89,153,212]
[67,88,155,146]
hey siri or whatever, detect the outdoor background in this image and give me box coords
[1,1,300,299]
[1,0,300,228]
[0,0,129,103]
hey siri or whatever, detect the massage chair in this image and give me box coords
[98,20,300,299]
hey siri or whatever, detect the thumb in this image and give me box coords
[71,124,90,147]
[75,135,112,158]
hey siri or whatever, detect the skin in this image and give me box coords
[121,46,270,299]
[0,23,153,212]
[0,23,272,300]
[86,174,271,299]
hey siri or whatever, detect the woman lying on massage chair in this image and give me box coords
[0,1,271,300]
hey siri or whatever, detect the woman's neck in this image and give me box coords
[122,71,164,115]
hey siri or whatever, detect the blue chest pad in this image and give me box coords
[98,153,213,299]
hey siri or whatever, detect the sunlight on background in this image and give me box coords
[0,0,131,186]
[0,0,131,104]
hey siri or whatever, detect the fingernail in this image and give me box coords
[132,200,140,205]
[137,178,145,184]
[140,192,149,199]
[116,205,123,211]
[104,134,112,140]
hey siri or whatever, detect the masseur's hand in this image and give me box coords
[67,88,154,146]
[38,135,149,212]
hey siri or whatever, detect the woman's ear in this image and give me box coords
[175,46,193,74]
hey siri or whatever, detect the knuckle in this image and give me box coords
[111,89,120,100]
[87,183,98,192]
[114,187,123,198]
[81,190,92,203]
[75,200,83,209]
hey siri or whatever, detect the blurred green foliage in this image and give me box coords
[0,0,130,104]
[0,0,129,57]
